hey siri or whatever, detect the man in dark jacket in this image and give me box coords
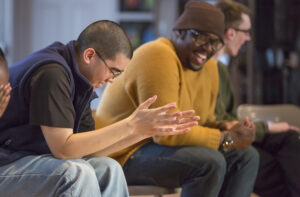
[0,20,199,197]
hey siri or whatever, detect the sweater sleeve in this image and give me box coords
[124,39,221,150]
[215,61,267,141]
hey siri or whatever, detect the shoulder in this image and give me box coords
[125,38,180,77]
[33,64,69,78]
[30,63,71,88]
[134,38,177,59]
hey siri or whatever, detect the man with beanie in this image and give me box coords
[0,20,199,197]
[214,2,300,197]
[95,2,259,197]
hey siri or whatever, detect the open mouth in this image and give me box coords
[193,51,207,65]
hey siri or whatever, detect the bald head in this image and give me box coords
[0,49,8,84]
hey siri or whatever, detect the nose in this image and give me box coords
[107,78,114,83]
[245,32,251,41]
[246,35,251,41]
[201,42,213,53]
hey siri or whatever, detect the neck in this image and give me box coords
[73,42,84,74]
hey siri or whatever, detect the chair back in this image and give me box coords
[237,104,300,128]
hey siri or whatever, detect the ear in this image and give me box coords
[225,28,236,41]
[82,48,96,64]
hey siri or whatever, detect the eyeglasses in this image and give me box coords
[231,27,251,36]
[94,50,123,79]
[187,29,224,51]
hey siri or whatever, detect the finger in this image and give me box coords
[137,95,157,110]
[152,127,190,136]
[158,111,182,119]
[175,121,199,130]
[178,110,196,117]
[152,102,177,114]
[289,126,300,132]
[156,114,200,125]
[156,117,180,125]
[0,85,5,98]
[4,85,11,96]
[177,116,200,124]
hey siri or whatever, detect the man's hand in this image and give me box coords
[268,122,300,134]
[228,117,256,149]
[219,120,239,130]
[128,95,200,138]
[0,83,11,117]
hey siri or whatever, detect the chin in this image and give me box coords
[187,63,204,71]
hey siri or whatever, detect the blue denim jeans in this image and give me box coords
[124,142,259,197]
[0,154,129,197]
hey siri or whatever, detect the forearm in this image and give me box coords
[90,133,146,157]
[42,118,145,159]
[254,121,266,142]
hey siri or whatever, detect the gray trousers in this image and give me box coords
[0,154,129,197]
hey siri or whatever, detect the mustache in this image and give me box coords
[193,48,208,56]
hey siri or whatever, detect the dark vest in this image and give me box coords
[0,41,94,166]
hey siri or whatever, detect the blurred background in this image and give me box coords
[0,0,299,108]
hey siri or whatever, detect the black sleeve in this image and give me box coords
[28,64,75,128]
[78,103,95,132]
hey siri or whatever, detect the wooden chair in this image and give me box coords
[128,185,179,197]
[237,104,300,127]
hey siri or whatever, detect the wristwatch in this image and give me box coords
[221,132,234,151]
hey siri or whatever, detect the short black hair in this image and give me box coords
[76,20,132,60]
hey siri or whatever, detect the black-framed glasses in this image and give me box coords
[187,29,224,51]
[231,27,251,36]
[94,50,123,79]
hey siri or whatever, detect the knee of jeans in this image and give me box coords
[243,146,260,166]
[205,150,227,175]
[96,157,123,173]
[190,148,226,176]
[59,160,96,181]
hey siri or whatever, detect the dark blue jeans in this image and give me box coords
[124,142,259,197]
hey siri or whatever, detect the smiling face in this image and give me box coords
[225,13,251,57]
[172,30,222,71]
[79,48,130,90]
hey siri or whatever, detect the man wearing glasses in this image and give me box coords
[214,2,300,197]
[0,20,199,196]
[95,2,259,197]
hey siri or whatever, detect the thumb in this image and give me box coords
[137,95,157,110]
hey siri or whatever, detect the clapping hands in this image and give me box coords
[129,95,200,138]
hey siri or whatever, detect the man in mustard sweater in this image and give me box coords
[214,2,300,197]
[95,2,259,197]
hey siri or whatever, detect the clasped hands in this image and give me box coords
[219,118,256,149]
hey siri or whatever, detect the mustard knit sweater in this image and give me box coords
[94,38,221,166]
